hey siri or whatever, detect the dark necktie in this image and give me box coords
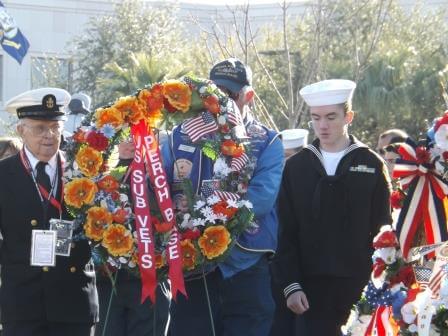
[36,161,51,191]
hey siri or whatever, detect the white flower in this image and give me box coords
[238,200,253,209]
[193,200,206,211]
[435,124,448,150]
[408,324,418,333]
[200,206,218,223]
[226,199,239,209]
[401,301,418,324]
[213,158,232,177]
[119,193,128,203]
[119,257,128,264]
[216,213,228,222]
[218,115,227,125]
[207,195,220,205]
[373,247,397,265]
[199,86,207,94]
[192,218,206,227]
[100,199,108,209]
[180,213,192,229]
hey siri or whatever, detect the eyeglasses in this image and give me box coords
[23,124,62,137]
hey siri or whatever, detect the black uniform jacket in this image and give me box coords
[274,136,392,297]
[0,153,99,323]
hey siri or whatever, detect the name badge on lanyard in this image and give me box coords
[31,230,56,267]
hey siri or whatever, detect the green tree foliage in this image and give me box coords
[70,0,208,106]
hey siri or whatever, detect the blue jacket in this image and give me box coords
[161,113,283,277]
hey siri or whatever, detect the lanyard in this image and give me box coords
[20,149,63,215]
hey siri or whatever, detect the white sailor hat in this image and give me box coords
[300,79,356,107]
[280,128,309,149]
[5,88,71,120]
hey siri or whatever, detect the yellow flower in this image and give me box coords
[64,178,98,208]
[114,96,146,125]
[95,107,124,129]
[102,224,134,256]
[84,206,113,241]
[198,226,231,259]
[162,80,192,112]
[180,239,198,270]
[75,146,103,177]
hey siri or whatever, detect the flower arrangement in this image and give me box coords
[342,110,448,335]
[63,74,255,298]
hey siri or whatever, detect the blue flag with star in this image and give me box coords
[0,1,30,64]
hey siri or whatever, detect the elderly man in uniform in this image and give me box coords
[274,79,392,335]
[0,88,99,336]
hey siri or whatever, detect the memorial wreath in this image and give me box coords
[62,75,255,302]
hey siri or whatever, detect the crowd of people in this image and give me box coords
[0,58,402,336]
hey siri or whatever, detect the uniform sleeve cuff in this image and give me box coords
[284,282,302,298]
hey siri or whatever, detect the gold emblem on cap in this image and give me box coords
[45,96,55,109]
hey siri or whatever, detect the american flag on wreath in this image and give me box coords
[214,190,240,202]
[183,111,218,143]
[226,99,244,126]
[231,153,249,171]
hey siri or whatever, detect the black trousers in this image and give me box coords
[2,321,93,336]
[95,278,170,336]
[300,276,366,336]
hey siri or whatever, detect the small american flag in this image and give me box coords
[413,266,432,290]
[214,190,240,202]
[201,179,220,198]
[183,112,218,143]
[429,268,446,298]
[226,100,244,126]
[231,153,249,171]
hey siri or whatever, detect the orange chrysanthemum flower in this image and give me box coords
[137,88,164,127]
[198,225,231,259]
[64,178,98,208]
[98,175,120,193]
[221,140,245,157]
[114,96,145,125]
[95,107,124,129]
[84,206,113,241]
[212,201,238,220]
[162,80,192,113]
[75,146,103,177]
[180,239,198,271]
[102,224,134,257]
[155,253,165,269]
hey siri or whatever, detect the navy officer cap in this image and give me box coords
[5,88,71,121]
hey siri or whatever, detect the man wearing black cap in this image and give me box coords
[0,88,99,336]
[167,58,283,336]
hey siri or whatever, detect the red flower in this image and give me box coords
[390,190,405,209]
[181,228,201,240]
[113,208,129,224]
[389,265,416,288]
[85,131,109,151]
[203,95,220,115]
[443,151,448,161]
[163,97,177,113]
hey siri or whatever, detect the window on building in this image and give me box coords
[31,56,72,92]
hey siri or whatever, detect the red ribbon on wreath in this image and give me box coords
[130,120,185,303]
[393,141,448,259]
